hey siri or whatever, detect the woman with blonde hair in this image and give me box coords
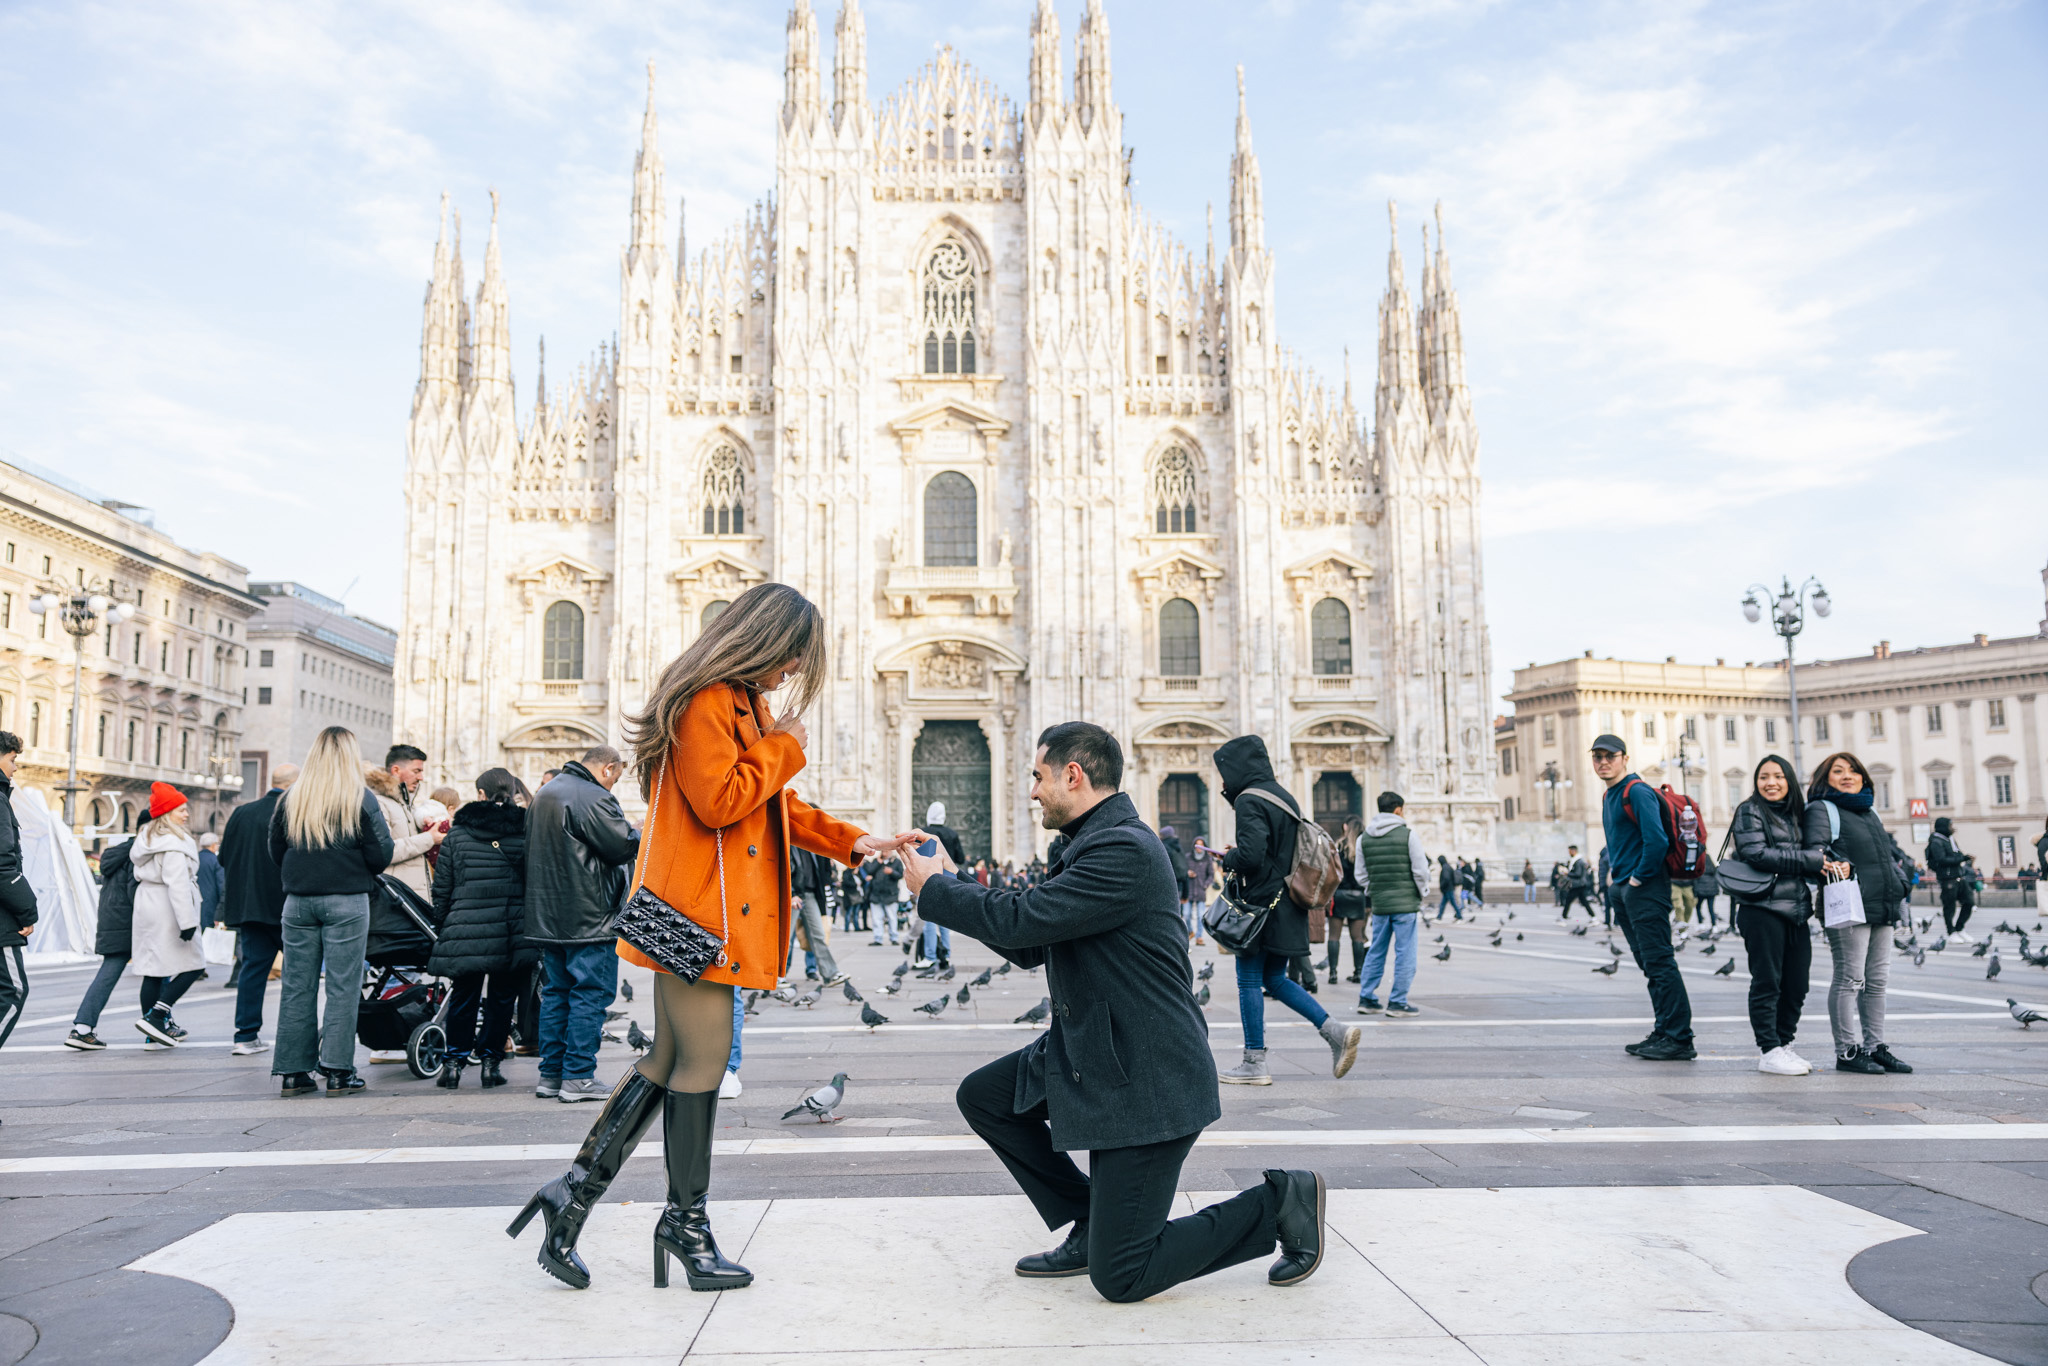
[510,582,913,1292]
[130,783,205,1047]
[267,726,394,1098]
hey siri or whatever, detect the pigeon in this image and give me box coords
[936,965,957,982]
[1593,959,1619,976]
[1997,921,2016,935]
[792,989,821,1010]
[971,967,994,988]
[1988,951,2002,981]
[771,984,801,1004]
[618,978,634,1002]
[996,962,1013,976]
[882,979,903,996]
[1913,946,1927,967]
[1700,944,1717,956]
[1434,934,1446,943]
[1972,940,1990,959]
[1609,942,1624,957]
[781,1073,849,1123]
[1507,911,1516,921]
[605,1007,628,1022]
[842,981,864,1003]
[956,984,973,1006]
[915,994,950,1018]
[1516,932,1524,941]
[860,1001,890,1030]
[2008,998,2046,1028]
[1489,931,1503,947]
[1015,996,1052,1026]
[1714,958,1736,977]
[1196,961,1215,982]
[743,990,764,1015]
[1569,924,1589,937]
[1194,982,1211,1007]
[892,961,911,979]
[1929,935,1948,953]
[626,1019,652,1053]
[1433,944,1452,962]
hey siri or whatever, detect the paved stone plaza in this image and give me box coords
[3,910,2045,1365]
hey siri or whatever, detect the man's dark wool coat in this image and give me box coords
[218,788,288,928]
[917,791,1219,1153]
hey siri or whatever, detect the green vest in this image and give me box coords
[1358,825,1422,916]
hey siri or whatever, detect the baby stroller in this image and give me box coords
[359,873,451,1079]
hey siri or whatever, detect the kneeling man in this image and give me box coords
[903,721,1325,1303]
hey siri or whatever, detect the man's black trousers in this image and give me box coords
[957,1048,1278,1303]
[1939,879,1974,935]
[1615,874,1694,1044]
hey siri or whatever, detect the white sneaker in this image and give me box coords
[718,1069,743,1099]
[1779,1044,1813,1073]
[1758,1047,1807,1076]
[231,1038,271,1056]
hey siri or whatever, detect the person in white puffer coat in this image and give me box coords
[131,782,204,1047]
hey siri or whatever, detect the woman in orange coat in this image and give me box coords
[511,583,911,1293]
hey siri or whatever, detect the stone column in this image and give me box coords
[1956,699,1981,817]
[1896,705,1918,803]
[2020,693,2044,815]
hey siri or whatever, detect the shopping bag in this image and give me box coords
[200,926,236,965]
[1820,875,1865,929]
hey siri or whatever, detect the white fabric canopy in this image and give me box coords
[14,785,102,962]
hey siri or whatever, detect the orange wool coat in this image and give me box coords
[618,680,867,990]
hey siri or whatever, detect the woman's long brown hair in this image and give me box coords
[624,582,827,798]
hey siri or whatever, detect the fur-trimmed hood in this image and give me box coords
[364,765,401,801]
[453,800,527,838]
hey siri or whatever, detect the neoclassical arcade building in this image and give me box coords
[395,1,1495,863]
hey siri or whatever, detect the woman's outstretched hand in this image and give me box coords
[852,831,919,859]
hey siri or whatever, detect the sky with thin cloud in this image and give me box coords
[2,1,2041,708]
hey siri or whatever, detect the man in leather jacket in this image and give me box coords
[524,747,640,1100]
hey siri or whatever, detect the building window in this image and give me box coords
[1876,780,1892,809]
[542,601,585,680]
[1998,834,2018,866]
[1152,447,1198,533]
[1764,720,1777,744]
[1159,597,1200,676]
[1987,698,2007,729]
[0,593,8,629]
[1683,717,1697,741]
[1930,775,1950,808]
[1869,711,1885,740]
[1311,772,1363,839]
[1503,797,1516,820]
[920,240,978,375]
[922,472,978,567]
[701,599,730,632]
[700,444,746,535]
[96,713,107,757]
[259,649,273,668]
[179,731,190,769]
[1501,747,1516,777]
[1814,715,1829,743]
[185,648,195,678]
[1927,705,1943,735]
[1993,773,2014,806]
[1724,718,1738,743]
[257,687,273,705]
[1310,598,1352,675]
[2,542,9,562]
[28,703,40,748]
[1642,718,1656,740]
[1157,773,1209,848]
[1542,716,1556,745]
[125,718,136,760]
[1726,776,1743,809]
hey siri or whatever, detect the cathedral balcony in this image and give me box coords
[512,679,606,713]
[883,563,1018,618]
[1124,375,1227,417]
[1138,674,1226,707]
[1279,478,1381,528]
[1291,674,1376,706]
[669,376,771,417]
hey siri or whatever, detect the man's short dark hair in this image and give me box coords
[581,745,622,767]
[1568,844,1579,852]
[385,743,427,767]
[1376,790,1405,813]
[0,731,19,758]
[1036,722,1122,792]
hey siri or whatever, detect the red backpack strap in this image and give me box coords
[1617,776,1642,824]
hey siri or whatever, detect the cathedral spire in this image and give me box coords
[783,1,822,133]
[1073,0,1112,132]
[1205,201,1215,279]
[418,192,461,400]
[1423,201,1471,429]
[1376,201,1420,429]
[535,336,547,416]
[1028,0,1062,130]
[451,205,472,391]
[831,0,867,132]
[1229,66,1265,258]
[471,188,512,397]
[629,60,665,262]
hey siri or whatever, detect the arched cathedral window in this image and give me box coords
[543,601,584,681]
[701,599,730,631]
[921,241,978,376]
[1152,447,1198,534]
[1311,597,1352,676]
[1159,598,1201,677]
[701,445,745,535]
[923,472,978,566]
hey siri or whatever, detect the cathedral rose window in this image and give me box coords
[701,445,746,535]
[1152,447,1198,534]
[921,241,977,375]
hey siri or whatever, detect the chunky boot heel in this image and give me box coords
[653,1089,753,1290]
[508,1070,663,1289]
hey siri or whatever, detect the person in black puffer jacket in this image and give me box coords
[1804,750,1911,1077]
[1212,735,1360,1087]
[1728,754,1824,1075]
[428,769,533,1090]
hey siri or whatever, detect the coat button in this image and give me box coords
[740,903,750,915]
[1073,1071,1082,1083]
[748,844,758,857]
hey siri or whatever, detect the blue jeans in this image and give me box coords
[233,921,283,1042]
[1359,913,1418,1006]
[727,988,744,1074]
[71,955,129,1029]
[922,921,952,962]
[274,893,370,1075]
[1234,950,1328,1050]
[1436,890,1461,920]
[537,943,618,1081]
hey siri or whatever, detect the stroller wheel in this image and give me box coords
[407,1021,447,1080]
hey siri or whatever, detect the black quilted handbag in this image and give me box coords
[613,765,729,982]
[1202,881,1278,954]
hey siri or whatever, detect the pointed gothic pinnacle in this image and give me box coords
[488,186,499,224]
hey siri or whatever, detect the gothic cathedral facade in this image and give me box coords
[397,0,1495,865]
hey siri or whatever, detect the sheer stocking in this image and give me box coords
[635,973,735,1093]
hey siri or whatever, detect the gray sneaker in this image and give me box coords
[1318,1018,1362,1079]
[557,1077,610,1103]
[534,1074,562,1099]
[1219,1048,1272,1086]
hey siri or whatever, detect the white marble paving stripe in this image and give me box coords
[1479,943,2017,1007]
[6,1121,2045,1175]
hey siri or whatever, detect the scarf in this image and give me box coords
[1821,786,1875,812]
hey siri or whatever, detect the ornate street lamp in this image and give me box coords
[1741,576,1831,782]
[1537,760,1573,821]
[28,582,137,829]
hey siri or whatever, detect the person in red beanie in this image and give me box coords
[132,782,205,1046]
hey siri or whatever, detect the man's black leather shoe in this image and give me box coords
[1623,1035,1659,1056]
[1015,1222,1089,1278]
[1634,1038,1696,1061]
[1267,1169,1326,1286]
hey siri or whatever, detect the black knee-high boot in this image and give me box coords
[508,1069,664,1289]
[1349,937,1366,982]
[654,1089,753,1290]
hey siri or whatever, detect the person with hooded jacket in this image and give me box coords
[64,836,136,1050]
[1727,755,1824,1076]
[1805,751,1911,1076]
[1211,735,1361,1087]
[0,733,38,1057]
[1158,825,1193,938]
[429,768,534,1090]
[1924,817,1974,937]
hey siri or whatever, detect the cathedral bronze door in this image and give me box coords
[911,721,991,863]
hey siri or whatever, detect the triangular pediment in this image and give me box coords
[888,398,1009,439]
[512,554,609,587]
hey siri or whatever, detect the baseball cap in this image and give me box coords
[1589,733,1628,756]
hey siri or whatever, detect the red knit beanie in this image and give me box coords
[149,782,187,820]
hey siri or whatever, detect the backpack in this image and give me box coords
[1241,789,1345,910]
[1617,777,1709,880]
